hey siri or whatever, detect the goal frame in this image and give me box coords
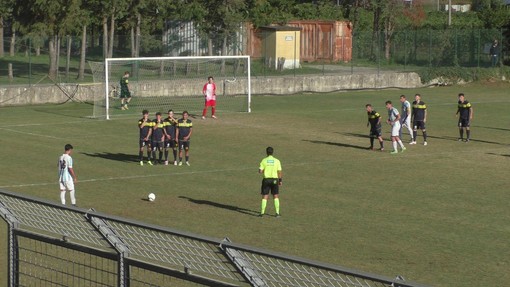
[104,55,251,120]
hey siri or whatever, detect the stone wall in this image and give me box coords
[0,72,422,106]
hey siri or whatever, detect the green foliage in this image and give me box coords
[417,66,510,83]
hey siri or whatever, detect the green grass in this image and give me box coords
[1,82,509,286]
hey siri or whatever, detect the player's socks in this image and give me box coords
[211,107,216,116]
[139,151,144,161]
[392,141,398,152]
[185,156,189,162]
[379,140,384,149]
[370,137,374,148]
[70,190,76,205]
[164,150,169,161]
[423,131,427,142]
[466,130,470,140]
[274,198,280,214]
[202,108,207,117]
[459,129,464,139]
[398,139,404,148]
[173,150,177,161]
[261,199,267,215]
[60,191,66,205]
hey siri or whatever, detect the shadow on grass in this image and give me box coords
[473,125,510,132]
[487,153,510,158]
[336,132,369,139]
[426,135,508,145]
[303,139,367,150]
[81,152,138,163]
[179,196,260,217]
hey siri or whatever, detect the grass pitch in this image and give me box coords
[1,82,509,287]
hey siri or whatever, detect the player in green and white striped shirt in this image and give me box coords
[58,144,77,206]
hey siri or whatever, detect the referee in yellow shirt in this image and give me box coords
[258,147,283,217]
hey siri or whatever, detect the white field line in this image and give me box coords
[1,146,508,189]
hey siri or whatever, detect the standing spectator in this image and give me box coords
[386,101,406,154]
[58,144,77,206]
[163,109,179,165]
[456,93,473,142]
[399,95,413,142]
[258,147,283,218]
[176,111,193,166]
[138,110,153,166]
[489,40,500,67]
[411,94,428,146]
[120,71,132,110]
[202,76,217,119]
[151,112,165,164]
[365,104,384,151]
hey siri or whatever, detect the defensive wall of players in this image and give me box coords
[0,72,421,106]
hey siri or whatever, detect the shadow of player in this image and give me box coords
[179,196,260,217]
[81,152,139,163]
[303,139,367,150]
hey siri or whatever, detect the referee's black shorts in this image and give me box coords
[261,178,279,195]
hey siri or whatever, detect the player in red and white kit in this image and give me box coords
[202,76,217,119]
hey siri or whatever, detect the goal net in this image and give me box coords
[89,56,251,119]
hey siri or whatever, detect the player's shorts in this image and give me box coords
[59,180,74,191]
[369,127,382,138]
[139,139,151,148]
[413,120,426,130]
[261,178,279,195]
[458,119,470,128]
[205,99,216,107]
[401,116,411,128]
[179,140,190,150]
[152,141,164,150]
[165,139,177,149]
[391,121,401,137]
[120,90,131,99]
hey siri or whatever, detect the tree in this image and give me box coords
[13,0,84,79]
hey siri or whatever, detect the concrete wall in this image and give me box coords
[0,72,422,106]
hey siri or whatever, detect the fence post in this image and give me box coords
[428,28,432,67]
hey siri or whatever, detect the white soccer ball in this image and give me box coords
[148,193,156,202]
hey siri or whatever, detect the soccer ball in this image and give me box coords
[148,193,156,202]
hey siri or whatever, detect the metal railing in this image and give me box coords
[0,189,430,287]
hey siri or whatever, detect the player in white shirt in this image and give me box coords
[399,95,413,142]
[58,144,77,206]
[385,101,406,154]
[201,76,217,119]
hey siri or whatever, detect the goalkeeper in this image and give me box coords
[120,71,132,110]
[201,76,217,119]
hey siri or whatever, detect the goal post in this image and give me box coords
[89,56,251,119]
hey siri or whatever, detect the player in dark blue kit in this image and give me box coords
[176,111,193,166]
[151,112,165,164]
[163,109,179,165]
[456,93,473,142]
[411,94,428,146]
[138,110,153,166]
[365,104,384,151]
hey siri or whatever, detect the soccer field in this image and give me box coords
[1,82,509,286]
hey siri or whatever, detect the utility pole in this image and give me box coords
[448,0,452,26]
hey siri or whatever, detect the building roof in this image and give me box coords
[259,26,301,31]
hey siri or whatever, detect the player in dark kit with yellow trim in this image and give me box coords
[176,111,193,166]
[456,93,473,142]
[411,94,428,145]
[365,104,384,151]
[163,109,179,165]
[151,112,165,164]
[138,110,153,166]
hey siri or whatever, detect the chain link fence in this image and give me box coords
[0,189,430,287]
[0,27,506,86]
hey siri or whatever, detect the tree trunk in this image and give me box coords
[135,13,141,57]
[78,25,87,80]
[221,35,227,74]
[0,16,4,58]
[208,38,213,56]
[66,35,72,81]
[48,35,58,79]
[130,27,135,57]
[102,16,108,58]
[10,26,15,56]
[109,13,115,58]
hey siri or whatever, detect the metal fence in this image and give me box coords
[0,189,430,287]
[0,27,506,86]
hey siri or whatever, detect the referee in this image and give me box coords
[258,147,283,218]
